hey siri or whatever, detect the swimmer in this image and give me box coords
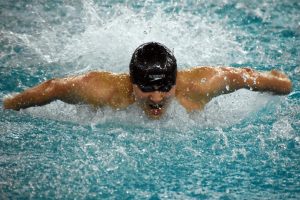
[3,42,292,119]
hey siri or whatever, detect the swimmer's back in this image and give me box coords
[59,71,134,108]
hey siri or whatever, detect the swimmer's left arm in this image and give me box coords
[207,67,292,97]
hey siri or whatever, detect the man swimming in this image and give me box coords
[3,42,292,119]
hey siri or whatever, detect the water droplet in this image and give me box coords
[242,73,249,83]
[226,85,230,91]
[200,78,206,83]
[253,77,257,85]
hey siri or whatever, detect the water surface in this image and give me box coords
[0,0,299,199]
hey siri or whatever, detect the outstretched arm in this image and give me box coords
[3,72,133,111]
[3,78,80,110]
[207,67,292,98]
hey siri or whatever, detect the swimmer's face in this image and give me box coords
[133,84,176,119]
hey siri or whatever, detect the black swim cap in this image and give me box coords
[129,42,177,92]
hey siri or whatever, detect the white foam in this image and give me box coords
[4,0,249,74]
[23,89,278,129]
[270,117,295,140]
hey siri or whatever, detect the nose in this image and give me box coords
[149,91,164,103]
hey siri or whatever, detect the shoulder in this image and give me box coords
[178,66,220,78]
[67,71,130,85]
[57,71,132,96]
[81,71,129,80]
[60,71,133,108]
[175,67,217,110]
[177,66,221,85]
[176,66,232,96]
[176,66,218,96]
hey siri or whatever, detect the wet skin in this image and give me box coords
[3,67,292,120]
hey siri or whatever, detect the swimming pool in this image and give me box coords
[0,0,299,199]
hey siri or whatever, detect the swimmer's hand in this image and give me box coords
[3,96,19,110]
[269,69,289,79]
[263,69,292,94]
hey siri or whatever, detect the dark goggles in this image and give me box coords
[138,83,174,92]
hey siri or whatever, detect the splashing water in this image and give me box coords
[0,0,299,199]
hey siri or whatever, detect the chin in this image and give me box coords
[148,113,163,120]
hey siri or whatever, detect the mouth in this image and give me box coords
[149,102,163,109]
[148,102,164,116]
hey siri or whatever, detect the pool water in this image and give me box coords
[0,0,299,199]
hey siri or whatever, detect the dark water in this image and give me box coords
[0,0,299,199]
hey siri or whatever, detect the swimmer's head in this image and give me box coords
[129,42,177,92]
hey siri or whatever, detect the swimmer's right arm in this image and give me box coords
[3,78,81,110]
[3,72,116,110]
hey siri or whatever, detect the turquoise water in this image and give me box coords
[0,0,299,199]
